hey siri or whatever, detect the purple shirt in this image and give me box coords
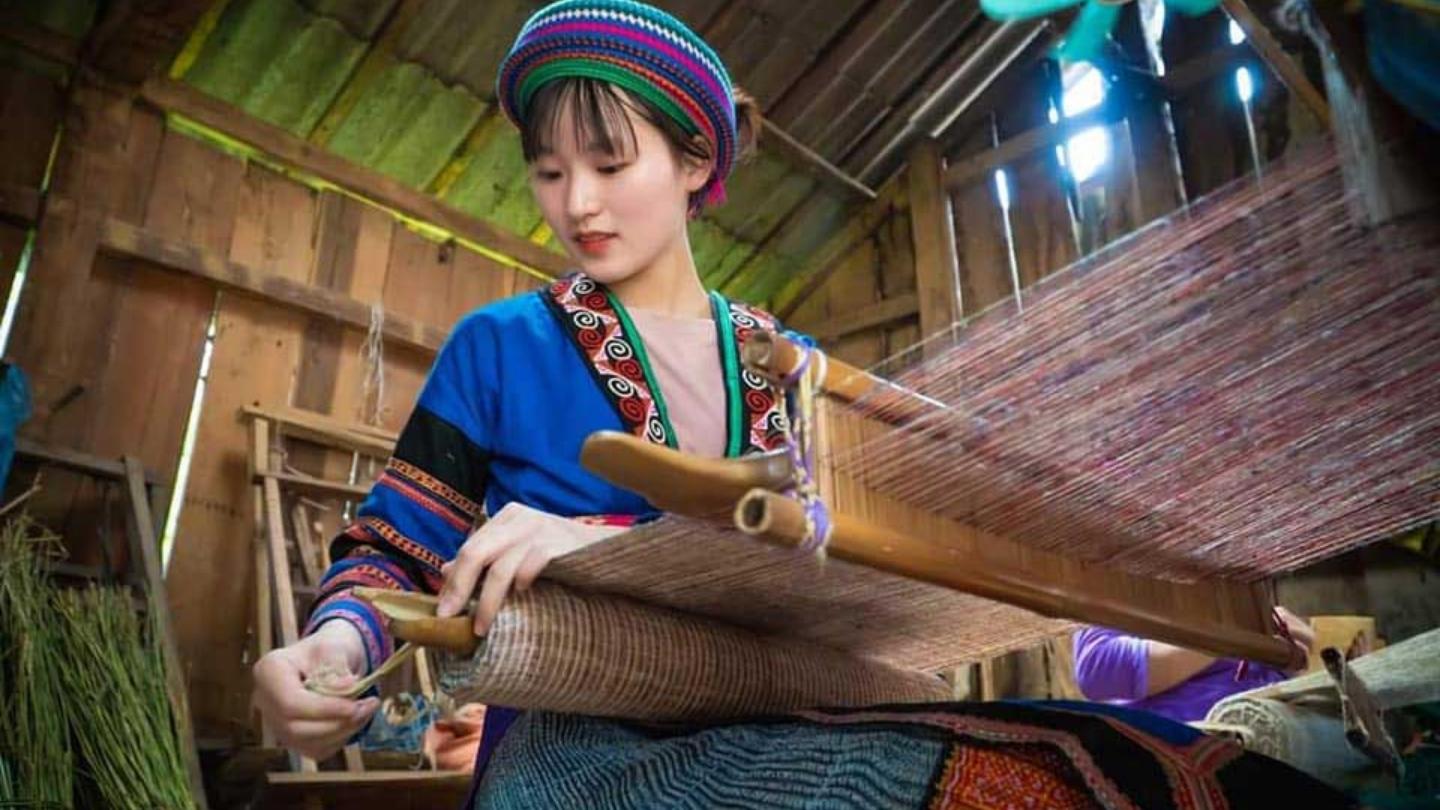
[1072,627,1289,723]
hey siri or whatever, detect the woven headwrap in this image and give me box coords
[496,0,738,209]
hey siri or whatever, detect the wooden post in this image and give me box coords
[1300,4,1436,226]
[949,126,1018,317]
[906,138,962,351]
[253,486,276,749]
[252,416,318,773]
[122,457,209,808]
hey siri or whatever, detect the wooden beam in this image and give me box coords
[122,456,209,808]
[137,77,568,279]
[945,102,1124,191]
[944,44,1253,194]
[761,120,876,202]
[241,405,397,458]
[1160,42,1250,97]
[0,10,81,66]
[16,437,163,485]
[92,213,448,354]
[802,293,918,343]
[1220,0,1332,128]
[0,182,42,226]
[772,178,902,320]
[906,138,961,347]
[264,470,372,501]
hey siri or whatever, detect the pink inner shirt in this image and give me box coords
[625,307,727,459]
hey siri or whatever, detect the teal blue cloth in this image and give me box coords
[0,364,31,494]
[475,711,946,809]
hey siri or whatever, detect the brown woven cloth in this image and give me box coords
[434,581,950,721]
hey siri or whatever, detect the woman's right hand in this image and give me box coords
[252,620,380,760]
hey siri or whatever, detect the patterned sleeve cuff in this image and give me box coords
[304,596,393,676]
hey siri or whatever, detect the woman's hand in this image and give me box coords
[251,620,379,760]
[1274,606,1316,673]
[436,503,623,635]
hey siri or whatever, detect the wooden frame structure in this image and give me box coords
[245,406,468,805]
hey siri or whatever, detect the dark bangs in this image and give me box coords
[518,77,712,168]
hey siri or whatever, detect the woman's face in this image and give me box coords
[528,96,711,286]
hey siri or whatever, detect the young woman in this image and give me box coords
[254,2,1348,806]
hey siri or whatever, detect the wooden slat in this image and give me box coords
[242,404,397,457]
[805,293,918,343]
[92,213,448,354]
[760,119,876,201]
[290,502,322,588]
[122,456,209,809]
[906,138,961,347]
[951,128,1015,316]
[252,486,276,749]
[260,470,317,774]
[0,181,41,225]
[945,102,1125,192]
[15,436,163,484]
[137,77,567,278]
[263,470,373,501]
[167,161,317,739]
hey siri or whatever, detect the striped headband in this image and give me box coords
[496,0,738,209]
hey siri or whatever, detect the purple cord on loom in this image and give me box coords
[779,341,833,554]
[779,343,813,388]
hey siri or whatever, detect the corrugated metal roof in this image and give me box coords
[12,0,1045,307]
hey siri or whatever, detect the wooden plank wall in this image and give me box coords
[4,74,541,740]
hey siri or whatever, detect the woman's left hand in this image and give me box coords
[435,503,623,635]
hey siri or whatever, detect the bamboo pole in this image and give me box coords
[578,431,794,515]
[734,489,1293,667]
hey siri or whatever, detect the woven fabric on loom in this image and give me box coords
[835,142,1438,581]
[434,580,950,721]
[545,516,1073,671]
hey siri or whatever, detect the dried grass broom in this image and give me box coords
[0,517,72,809]
[52,586,196,810]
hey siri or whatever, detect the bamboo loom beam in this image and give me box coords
[741,330,944,425]
[579,431,794,516]
[740,331,882,403]
[735,490,1293,667]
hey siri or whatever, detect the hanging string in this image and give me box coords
[360,301,386,428]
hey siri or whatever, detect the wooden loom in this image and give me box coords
[371,140,1436,720]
